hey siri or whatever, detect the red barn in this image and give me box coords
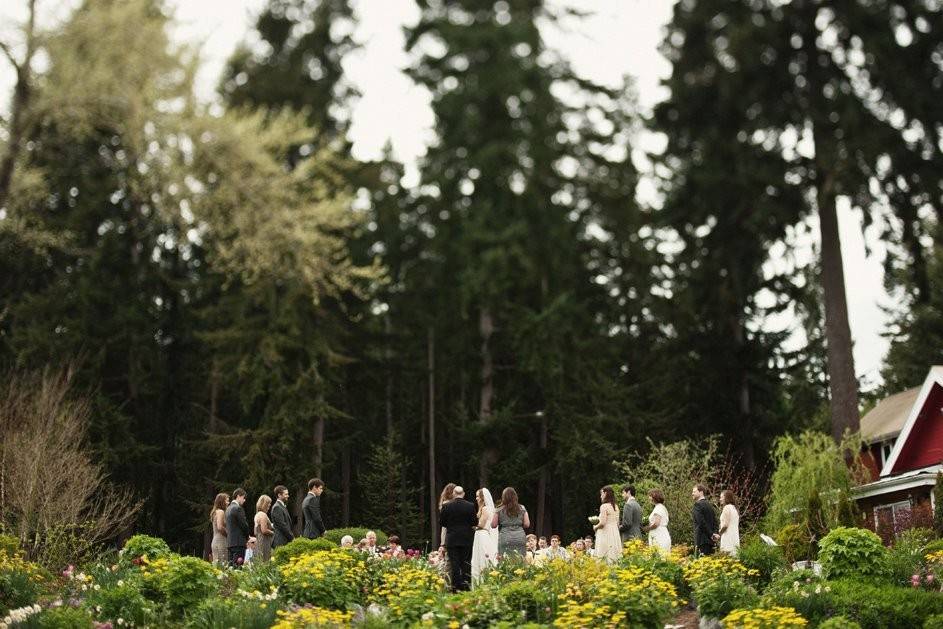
[854,366,943,535]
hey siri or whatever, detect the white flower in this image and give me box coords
[118,618,125,625]
[117,579,124,586]
[421,612,435,621]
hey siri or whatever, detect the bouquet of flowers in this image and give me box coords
[588,515,600,526]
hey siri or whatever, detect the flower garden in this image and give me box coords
[5,525,943,628]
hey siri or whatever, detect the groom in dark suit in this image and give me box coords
[439,485,476,592]
[302,478,326,539]
[271,485,294,548]
[692,483,718,556]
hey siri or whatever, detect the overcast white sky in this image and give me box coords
[1,0,894,386]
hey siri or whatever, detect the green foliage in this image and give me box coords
[323,528,387,547]
[157,556,220,614]
[230,560,282,593]
[887,528,936,587]
[736,536,787,587]
[924,539,943,556]
[692,573,759,620]
[185,596,278,629]
[272,537,337,565]
[82,581,157,627]
[35,607,94,629]
[120,535,171,565]
[818,527,888,581]
[762,570,833,625]
[765,431,866,532]
[776,524,814,563]
[498,580,551,624]
[925,614,943,629]
[0,536,19,557]
[358,432,422,546]
[819,617,862,629]
[0,552,45,615]
[827,579,943,629]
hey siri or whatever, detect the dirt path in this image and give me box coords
[666,606,700,628]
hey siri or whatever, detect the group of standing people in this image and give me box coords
[437,481,742,592]
[209,478,327,567]
[621,483,741,557]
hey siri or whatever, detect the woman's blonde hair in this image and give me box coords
[256,494,272,513]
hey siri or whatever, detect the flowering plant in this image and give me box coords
[271,605,353,629]
[722,605,808,628]
[367,560,445,622]
[279,550,367,609]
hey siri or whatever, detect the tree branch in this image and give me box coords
[0,41,19,71]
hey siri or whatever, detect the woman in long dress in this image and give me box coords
[492,487,529,558]
[254,494,274,562]
[471,488,498,586]
[716,489,740,555]
[644,489,671,554]
[593,485,623,563]
[210,493,229,566]
[438,483,456,546]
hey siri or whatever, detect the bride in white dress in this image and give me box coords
[471,488,498,587]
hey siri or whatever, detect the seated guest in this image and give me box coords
[364,530,379,555]
[571,538,586,556]
[544,535,569,560]
[583,536,595,557]
[340,535,354,548]
[537,536,548,552]
[525,534,538,563]
[387,535,405,558]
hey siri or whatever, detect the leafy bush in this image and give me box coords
[323,528,386,546]
[737,536,787,587]
[0,551,46,614]
[120,534,171,565]
[273,537,337,565]
[620,538,685,592]
[82,581,157,626]
[279,549,367,608]
[925,613,943,629]
[36,607,95,628]
[819,617,862,629]
[818,527,887,580]
[186,596,278,629]
[499,580,551,623]
[887,528,935,586]
[692,572,758,620]
[367,560,447,623]
[923,539,943,556]
[682,554,757,590]
[231,560,282,593]
[161,556,220,613]
[827,579,943,629]
[762,571,833,625]
[0,535,19,557]
[777,523,813,563]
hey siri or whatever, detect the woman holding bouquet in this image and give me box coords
[644,489,671,554]
[592,485,622,563]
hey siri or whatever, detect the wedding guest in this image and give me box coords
[271,486,294,548]
[714,490,741,556]
[439,483,457,546]
[302,478,326,539]
[572,538,586,556]
[254,494,274,562]
[544,534,569,560]
[226,488,255,567]
[388,535,405,558]
[244,538,256,565]
[340,535,354,548]
[643,489,671,554]
[492,487,529,558]
[692,484,718,556]
[593,485,623,564]
[210,493,229,567]
[538,536,548,551]
[583,536,595,557]
[365,530,379,555]
[619,485,643,542]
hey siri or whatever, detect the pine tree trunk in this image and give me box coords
[0,0,36,210]
[341,446,350,526]
[427,326,438,546]
[313,416,324,477]
[817,172,860,440]
[536,413,549,536]
[478,307,496,486]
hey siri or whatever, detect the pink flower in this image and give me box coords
[912,574,921,587]
[236,556,244,565]
[62,565,75,578]
[927,573,935,583]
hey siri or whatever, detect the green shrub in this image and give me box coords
[279,549,367,608]
[737,536,787,587]
[272,537,337,565]
[762,570,833,625]
[120,534,171,565]
[924,539,943,556]
[0,552,46,615]
[323,528,386,546]
[36,607,95,628]
[692,573,758,620]
[776,523,813,563]
[158,556,219,614]
[83,581,157,626]
[499,580,552,623]
[185,596,278,629]
[828,579,943,629]
[887,528,935,586]
[925,613,943,629]
[818,527,887,580]
[231,560,282,593]
[819,617,862,629]
[0,535,20,557]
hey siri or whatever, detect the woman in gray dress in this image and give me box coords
[254,494,274,562]
[210,493,229,566]
[491,487,530,558]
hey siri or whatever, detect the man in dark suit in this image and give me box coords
[438,485,476,592]
[619,485,643,543]
[302,478,326,539]
[226,488,254,567]
[692,483,718,556]
[271,485,294,548]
